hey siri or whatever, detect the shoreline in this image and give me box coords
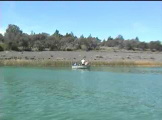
[0,51,162,67]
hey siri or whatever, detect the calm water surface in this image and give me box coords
[0,66,162,120]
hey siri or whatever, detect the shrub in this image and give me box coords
[66,48,73,51]
[81,44,88,51]
[24,48,32,51]
[0,45,4,51]
[0,43,7,51]
[11,44,19,51]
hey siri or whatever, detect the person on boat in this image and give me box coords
[81,59,85,65]
[73,62,77,66]
[85,61,89,66]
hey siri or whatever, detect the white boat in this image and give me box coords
[72,65,90,69]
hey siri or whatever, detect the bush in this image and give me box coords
[149,41,162,51]
[11,45,19,51]
[137,42,148,51]
[0,43,7,51]
[38,46,44,51]
[66,48,73,51]
[81,44,88,51]
[50,45,58,51]
[0,45,4,51]
[24,48,32,51]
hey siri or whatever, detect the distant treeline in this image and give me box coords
[0,24,162,52]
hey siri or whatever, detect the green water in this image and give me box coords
[0,66,162,120]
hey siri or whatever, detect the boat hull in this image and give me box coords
[72,65,90,69]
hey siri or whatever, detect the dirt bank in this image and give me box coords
[0,51,162,62]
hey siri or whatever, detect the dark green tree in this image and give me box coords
[135,37,139,41]
[108,36,113,40]
[116,35,124,40]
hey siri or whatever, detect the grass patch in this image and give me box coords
[0,60,72,67]
[0,59,162,67]
[90,60,162,67]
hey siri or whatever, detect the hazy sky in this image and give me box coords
[0,1,162,42]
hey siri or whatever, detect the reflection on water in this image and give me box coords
[0,66,162,120]
[90,66,162,75]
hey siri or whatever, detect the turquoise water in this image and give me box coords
[0,66,162,120]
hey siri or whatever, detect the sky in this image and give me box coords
[0,1,162,42]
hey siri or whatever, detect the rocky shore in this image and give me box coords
[0,50,162,66]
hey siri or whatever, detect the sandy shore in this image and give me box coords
[0,50,162,62]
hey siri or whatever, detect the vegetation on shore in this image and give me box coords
[0,24,162,52]
[1,59,162,67]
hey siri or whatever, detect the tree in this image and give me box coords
[47,35,61,51]
[0,34,4,43]
[21,40,29,49]
[7,42,19,51]
[19,33,30,50]
[122,40,135,50]
[70,32,74,37]
[149,41,162,51]
[116,35,124,40]
[106,37,118,47]
[78,35,87,50]
[135,37,139,42]
[4,24,23,50]
[60,32,76,51]
[101,39,106,46]
[108,36,113,40]
[77,35,97,50]
[4,24,23,42]
[137,42,148,50]
[80,34,84,39]
[34,40,45,51]
[88,34,92,38]
[2,24,162,52]
[54,30,59,36]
